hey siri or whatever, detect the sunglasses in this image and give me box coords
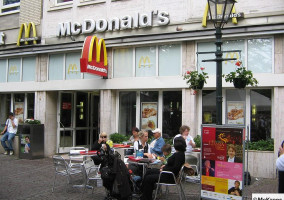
[100,136,107,138]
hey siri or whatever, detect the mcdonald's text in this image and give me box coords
[57,10,169,37]
[87,65,107,74]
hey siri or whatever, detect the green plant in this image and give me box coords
[193,135,201,148]
[247,139,274,151]
[183,67,209,90]
[223,60,258,87]
[110,133,128,144]
[24,119,41,124]
[164,137,173,145]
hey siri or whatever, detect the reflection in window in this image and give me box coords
[248,38,272,73]
[202,90,216,124]
[76,130,88,146]
[159,44,181,76]
[60,130,73,147]
[250,89,271,142]
[119,92,136,136]
[27,93,34,119]
[60,93,72,127]
[162,91,182,137]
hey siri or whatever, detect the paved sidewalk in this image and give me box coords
[0,154,278,200]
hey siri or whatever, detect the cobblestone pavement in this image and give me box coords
[0,154,278,200]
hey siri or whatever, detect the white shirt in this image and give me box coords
[276,155,284,171]
[228,157,235,163]
[173,134,195,152]
[6,118,18,134]
[133,140,150,154]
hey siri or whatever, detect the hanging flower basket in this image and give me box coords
[183,67,208,90]
[233,78,247,89]
[223,60,258,89]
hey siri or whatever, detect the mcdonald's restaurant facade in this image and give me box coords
[0,0,283,176]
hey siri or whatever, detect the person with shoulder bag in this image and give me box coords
[1,112,18,155]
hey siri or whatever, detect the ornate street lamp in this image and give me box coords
[207,0,236,125]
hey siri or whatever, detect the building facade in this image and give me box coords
[0,0,283,168]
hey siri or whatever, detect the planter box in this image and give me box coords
[245,150,276,178]
[0,135,19,157]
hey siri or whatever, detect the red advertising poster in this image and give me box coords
[201,126,244,200]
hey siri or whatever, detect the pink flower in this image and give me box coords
[192,90,197,95]
[187,71,191,74]
[200,67,205,71]
[235,60,242,67]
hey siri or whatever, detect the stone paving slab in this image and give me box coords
[0,154,278,200]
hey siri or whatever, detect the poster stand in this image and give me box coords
[200,124,246,200]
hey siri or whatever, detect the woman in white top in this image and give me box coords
[133,130,150,157]
[173,125,196,152]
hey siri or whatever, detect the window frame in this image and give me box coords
[0,0,20,15]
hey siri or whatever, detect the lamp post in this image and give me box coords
[207,0,236,125]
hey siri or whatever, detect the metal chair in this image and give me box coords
[185,154,199,175]
[52,155,82,192]
[154,165,186,200]
[83,159,102,193]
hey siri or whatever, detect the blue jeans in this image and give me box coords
[1,132,15,151]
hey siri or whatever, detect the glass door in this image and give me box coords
[58,91,98,153]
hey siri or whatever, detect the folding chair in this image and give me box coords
[154,166,186,200]
[52,155,82,192]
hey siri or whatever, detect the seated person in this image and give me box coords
[228,180,242,196]
[91,132,110,165]
[140,136,186,200]
[129,127,139,143]
[173,125,196,152]
[149,128,165,157]
[134,130,150,156]
[227,144,242,163]
[158,144,172,165]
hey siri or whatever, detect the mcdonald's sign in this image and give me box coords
[9,66,19,75]
[80,36,108,77]
[224,52,239,64]
[202,3,244,27]
[17,22,40,46]
[67,64,79,74]
[138,56,152,68]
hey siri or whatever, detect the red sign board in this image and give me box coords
[80,36,108,77]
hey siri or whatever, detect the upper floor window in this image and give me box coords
[0,0,20,14]
[197,38,273,75]
[113,44,181,78]
[56,0,72,4]
[48,52,100,81]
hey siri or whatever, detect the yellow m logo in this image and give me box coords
[202,3,238,27]
[67,64,79,74]
[224,52,239,64]
[17,22,37,46]
[138,56,152,68]
[9,66,18,75]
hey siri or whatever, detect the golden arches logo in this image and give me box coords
[17,22,38,46]
[9,66,18,75]
[138,56,152,68]
[67,64,79,74]
[224,52,239,64]
[202,3,238,27]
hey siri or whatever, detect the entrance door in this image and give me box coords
[57,91,99,153]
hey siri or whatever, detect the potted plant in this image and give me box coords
[184,67,209,90]
[223,60,258,89]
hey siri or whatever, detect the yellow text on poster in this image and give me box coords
[201,175,216,186]
[215,177,228,194]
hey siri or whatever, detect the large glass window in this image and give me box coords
[136,47,156,77]
[197,38,272,75]
[202,90,216,124]
[22,57,36,82]
[27,93,34,119]
[162,91,182,137]
[49,54,64,80]
[8,58,21,82]
[119,92,136,135]
[60,93,73,127]
[65,52,81,80]
[250,89,271,142]
[248,39,272,73]
[0,59,6,82]
[76,92,88,127]
[113,48,133,78]
[159,44,181,76]
[0,94,11,129]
